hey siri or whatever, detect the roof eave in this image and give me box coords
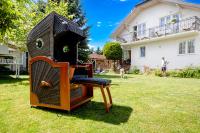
[111,0,200,39]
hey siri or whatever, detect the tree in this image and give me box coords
[1,0,90,63]
[37,0,47,13]
[89,47,94,54]
[44,0,90,62]
[103,42,122,70]
[66,0,90,62]
[0,0,20,36]
[2,0,70,51]
[96,47,103,55]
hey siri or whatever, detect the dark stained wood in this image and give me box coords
[28,12,112,112]
[29,56,95,111]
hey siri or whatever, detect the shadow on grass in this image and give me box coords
[0,75,29,84]
[35,101,133,125]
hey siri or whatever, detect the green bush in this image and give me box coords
[155,67,200,79]
[154,69,162,77]
[154,69,170,77]
[129,66,140,74]
[168,70,180,77]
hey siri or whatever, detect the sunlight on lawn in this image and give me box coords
[0,74,200,133]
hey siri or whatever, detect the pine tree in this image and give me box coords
[51,0,90,62]
[96,47,102,55]
[66,0,90,62]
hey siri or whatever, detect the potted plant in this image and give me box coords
[171,18,177,24]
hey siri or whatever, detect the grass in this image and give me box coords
[0,74,200,133]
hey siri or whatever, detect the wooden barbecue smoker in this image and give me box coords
[27,12,112,112]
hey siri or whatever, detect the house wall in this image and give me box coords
[131,34,200,71]
[10,52,27,71]
[117,2,200,70]
[0,45,9,55]
[0,45,27,71]
[119,2,200,42]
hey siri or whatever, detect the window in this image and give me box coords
[188,40,195,53]
[140,46,146,57]
[36,38,44,49]
[142,24,146,35]
[137,23,146,36]
[160,17,165,27]
[160,14,180,27]
[166,16,171,24]
[166,15,171,29]
[179,41,186,54]
[173,14,180,22]
[137,24,141,36]
[179,39,195,54]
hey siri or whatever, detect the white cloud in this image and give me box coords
[115,22,120,25]
[96,21,102,27]
[88,42,104,50]
[105,21,120,27]
[88,38,92,41]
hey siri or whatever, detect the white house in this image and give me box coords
[0,44,27,77]
[111,0,200,71]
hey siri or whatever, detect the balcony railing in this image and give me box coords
[0,58,15,64]
[117,16,200,43]
[0,58,23,65]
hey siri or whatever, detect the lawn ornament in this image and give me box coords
[27,12,112,112]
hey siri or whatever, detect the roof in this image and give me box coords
[27,11,85,43]
[111,0,200,38]
[89,53,106,60]
[135,0,152,7]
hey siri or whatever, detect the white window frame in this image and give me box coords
[140,46,146,57]
[187,39,195,54]
[160,17,165,27]
[159,14,181,27]
[179,41,186,54]
[178,39,195,55]
[137,23,146,37]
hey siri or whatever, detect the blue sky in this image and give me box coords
[80,0,200,49]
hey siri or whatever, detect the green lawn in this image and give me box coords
[0,74,200,133]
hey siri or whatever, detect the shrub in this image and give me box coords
[154,69,170,77]
[154,69,162,77]
[168,70,180,77]
[128,66,140,74]
[155,67,200,79]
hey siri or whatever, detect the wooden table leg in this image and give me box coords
[100,85,113,112]
[106,86,112,105]
[100,86,109,112]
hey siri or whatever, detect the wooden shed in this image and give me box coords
[89,53,112,71]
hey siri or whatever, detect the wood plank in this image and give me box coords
[70,96,93,110]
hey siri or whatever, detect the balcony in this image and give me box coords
[117,16,200,44]
[0,57,23,65]
[0,58,15,64]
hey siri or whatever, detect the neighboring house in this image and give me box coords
[0,44,28,76]
[89,53,112,71]
[111,0,200,71]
